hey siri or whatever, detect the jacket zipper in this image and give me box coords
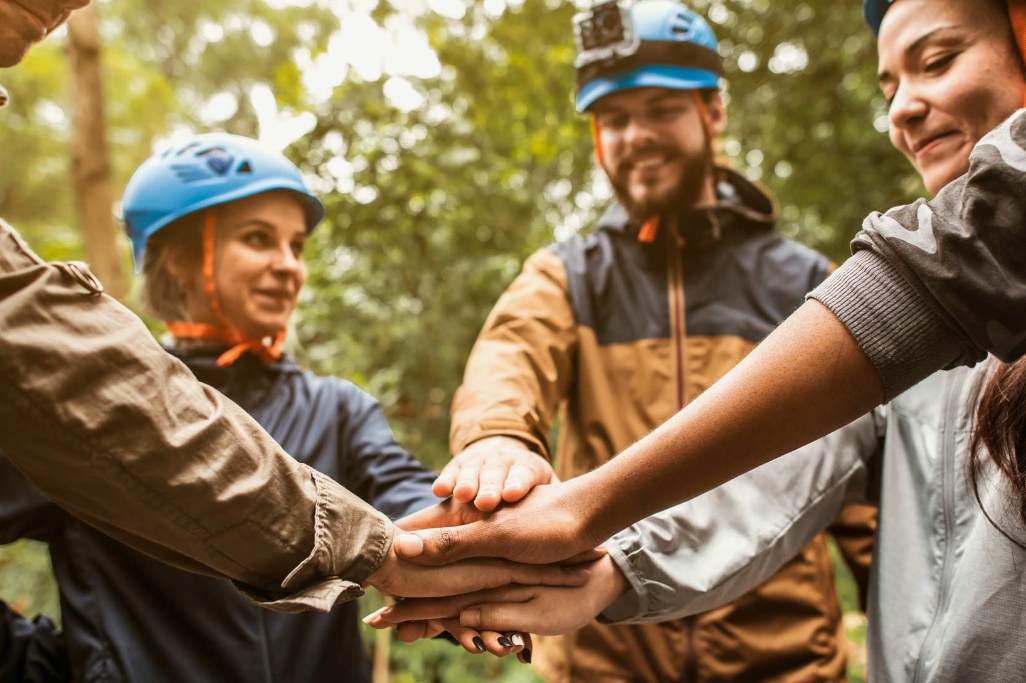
[667,222,696,683]
[911,370,967,683]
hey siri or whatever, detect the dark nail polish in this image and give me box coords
[472,636,485,652]
[498,636,514,648]
[523,648,533,664]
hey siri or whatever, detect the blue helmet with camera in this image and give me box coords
[574,0,723,113]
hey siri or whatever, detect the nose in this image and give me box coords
[623,116,657,151]
[271,242,303,275]
[888,81,929,137]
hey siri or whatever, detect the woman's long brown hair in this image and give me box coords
[970,359,1026,547]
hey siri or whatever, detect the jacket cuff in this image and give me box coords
[238,467,394,613]
[596,537,649,624]
[807,250,961,400]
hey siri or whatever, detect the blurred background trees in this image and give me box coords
[0,0,924,679]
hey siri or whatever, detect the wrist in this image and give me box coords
[563,471,619,547]
[590,555,631,615]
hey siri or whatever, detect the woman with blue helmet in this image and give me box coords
[0,132,553,680]
[372,1,1026,679]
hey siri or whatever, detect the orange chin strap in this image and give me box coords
[164,209,287,368]
[1010,0,1026,106]
[593,90,714,244]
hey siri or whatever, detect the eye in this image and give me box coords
[599,112,629,130]
[290,239,306,258]
[924,52,957,73]
[651,105,684,121]
[242,230,271,248]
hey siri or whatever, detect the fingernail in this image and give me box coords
[523,648,533,663]
[362,607,388,624]
[498,636,513,648]
[395,533,424,558]
[472,636,485,652]
[511,633,525,647]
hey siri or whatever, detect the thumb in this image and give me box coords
[394,522,500,566]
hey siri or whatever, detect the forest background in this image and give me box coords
[0,0,924,680]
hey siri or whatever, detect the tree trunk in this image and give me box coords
[67,5,126,302]
[373,597,392,683]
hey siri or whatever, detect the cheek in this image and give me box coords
[214,245,262,301]
[888,126,911,160]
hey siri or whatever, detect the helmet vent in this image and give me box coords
[670,12,694,36]
[170,164,215,184]
[237,161,253,174]
[197,148,235,175]
[176,141,202,157]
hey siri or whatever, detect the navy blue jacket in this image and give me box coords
[0,349,440,683]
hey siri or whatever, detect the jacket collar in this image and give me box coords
[595,166,777,247]
[167,344,301,375]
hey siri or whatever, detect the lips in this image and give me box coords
[911,131,958,158]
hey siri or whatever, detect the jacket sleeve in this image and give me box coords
[450,249,578,458]
[0,601,71,683]
[0,220,392,613]
[0,453,65,544]
[809,109,1026,399]
[600,408,884,624]
[338,383,441,521]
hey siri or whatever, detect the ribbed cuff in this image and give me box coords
[808,250,961,400]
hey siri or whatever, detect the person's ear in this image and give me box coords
[706,91,727,139]
[164,243,196,293]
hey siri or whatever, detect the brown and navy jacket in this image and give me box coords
[451,168,877,683]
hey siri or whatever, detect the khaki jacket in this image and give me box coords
[451,170,877,682]
[0,218,392,612]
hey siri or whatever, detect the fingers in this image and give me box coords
[432,461,459,498]
[452,460,482,504]
[396,558,589,598]
[563,547,607,565]
[394,619,442,643]
[460,602,553,635]
[393,619,531,660]
[394,524,482,565]
[472,458,509,511]
[367,586,531,625]
[500,461,545,503]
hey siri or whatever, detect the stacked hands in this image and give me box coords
[361,436,630,664]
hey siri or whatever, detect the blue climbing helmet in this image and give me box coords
[574,0,723,113]
[122,132,325,269]
[863,0,898,35]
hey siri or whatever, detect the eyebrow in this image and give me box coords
[593,92,689,115]
[877,24,961,83]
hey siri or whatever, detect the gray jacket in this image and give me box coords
[602,363,1026,682]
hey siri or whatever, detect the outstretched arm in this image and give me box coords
[394,300,882,565]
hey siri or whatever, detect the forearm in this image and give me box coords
[0,223,392,609]
[599,410,877,623]
[578,300,883,540]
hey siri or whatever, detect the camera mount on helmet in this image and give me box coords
[574,1,642,69]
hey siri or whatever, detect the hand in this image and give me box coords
[395,480,607,566]
[433,436,556,511]
[365,555,630,637]
[363,531,591,598]
[392,618,534,663]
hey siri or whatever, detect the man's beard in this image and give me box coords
[610,142,713,224]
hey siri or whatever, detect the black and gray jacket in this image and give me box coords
[812,109,1026,396]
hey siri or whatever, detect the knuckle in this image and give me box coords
[436,528,461,556]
